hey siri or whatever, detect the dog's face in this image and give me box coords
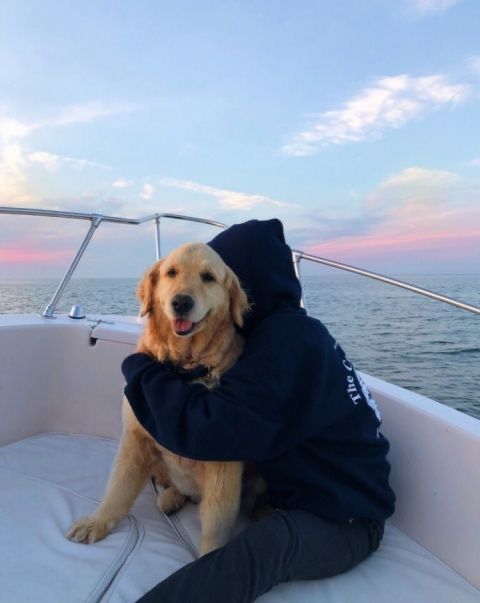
[138,243,249,337]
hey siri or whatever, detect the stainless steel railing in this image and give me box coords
[1,205,479,317]
[292,251,480,316]
[0,207,226,317]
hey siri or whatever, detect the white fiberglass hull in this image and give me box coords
[0,314,479,602]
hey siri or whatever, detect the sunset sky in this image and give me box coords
[1,0,479,278]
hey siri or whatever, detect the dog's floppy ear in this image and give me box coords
[137,260,163,316]
[227,267,250,328]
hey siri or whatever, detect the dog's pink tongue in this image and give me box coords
[173,318,193,333]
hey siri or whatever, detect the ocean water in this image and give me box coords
[1,274,479,420]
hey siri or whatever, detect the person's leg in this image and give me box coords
[137,510,383,603]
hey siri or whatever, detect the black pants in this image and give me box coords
[137,510,384,603]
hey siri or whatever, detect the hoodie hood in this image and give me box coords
[208,219,303,331]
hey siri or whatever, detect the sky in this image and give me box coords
[0,0,479,279]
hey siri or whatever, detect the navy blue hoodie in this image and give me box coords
[122,219,395,522]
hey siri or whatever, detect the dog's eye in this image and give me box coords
[166,268,177,278]
[201,272,216,283]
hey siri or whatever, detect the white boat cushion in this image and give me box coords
[0,433,478,603]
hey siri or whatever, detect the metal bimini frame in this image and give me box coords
[1,205,479,318]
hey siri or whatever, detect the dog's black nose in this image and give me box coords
[171,294,195,315]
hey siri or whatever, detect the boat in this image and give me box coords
[0,206,479,602]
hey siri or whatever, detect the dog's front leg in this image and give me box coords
[199,461,243,556]
[66,400,155,544]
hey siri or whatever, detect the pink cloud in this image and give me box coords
[0,247,74,264]
[303,167,480,269]
[307,229,480,257]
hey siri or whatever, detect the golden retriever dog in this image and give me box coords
[67,242,252,555]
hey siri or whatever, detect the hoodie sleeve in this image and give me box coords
[122,315,361,462]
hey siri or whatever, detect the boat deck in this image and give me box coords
[1,432,479,602]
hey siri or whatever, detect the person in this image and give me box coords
[121,219,395,603]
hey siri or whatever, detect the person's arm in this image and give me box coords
[122,350,301,461]
[122,318,357,462]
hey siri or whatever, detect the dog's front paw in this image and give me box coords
[157,486,187,514]
[66,516,115,544]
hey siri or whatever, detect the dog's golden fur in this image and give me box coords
[67,243,251,555]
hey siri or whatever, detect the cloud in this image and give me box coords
[141,183,155,200]
[290,169,462,250]
[26,151,59,171]
[370,167,460,194]
[289,213,383,248]
[1,101,134,143]
[407,0,462,14]
[468,158,480,166]
[282,74,470,156]
[408,0,462,15]
[306,228,480,261]
[157,177,292,210]
[0,101,130,204]
[0,116,34,142]
[0,142,33,203]
[27,150,107,172]
[365,167,470,230]
[302,165,480,263]
[50,101,135,127]
[112,178,134,189]
[0,246,74,264]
